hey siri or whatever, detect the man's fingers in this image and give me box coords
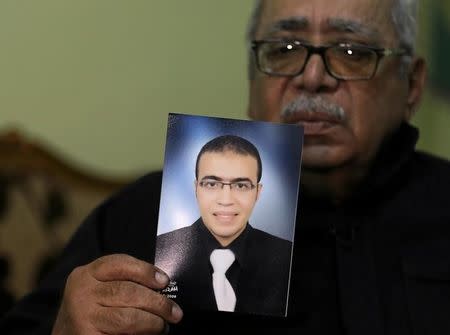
[94,280,183,324]
[52,255,182,335]
[93,306,166,335]
[89,254,169,289]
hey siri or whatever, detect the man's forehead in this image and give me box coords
[199,150,257,164]
[257,0,395,42]
[198,151,258,175]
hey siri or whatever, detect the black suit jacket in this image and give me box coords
[155,219,292,317]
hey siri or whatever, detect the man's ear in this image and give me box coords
[247,101,255,120]
[255,183,263,201]
[405,56,427,120]
[247,78,258,120]
[247,104,255,119]
[194,180,198,198]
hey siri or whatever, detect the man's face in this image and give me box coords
[195,150,261,246]
[248,0,423,171]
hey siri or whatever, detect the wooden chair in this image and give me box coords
[0,129,135,314]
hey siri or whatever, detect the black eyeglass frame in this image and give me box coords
[251,40,408,80]
[198,180,257,191]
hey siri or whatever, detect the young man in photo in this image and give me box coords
[156,135,291,316]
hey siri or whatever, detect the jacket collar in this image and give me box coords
[352,122,418,202]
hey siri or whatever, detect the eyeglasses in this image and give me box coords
[251,40,407,80]
[198,179,257,193]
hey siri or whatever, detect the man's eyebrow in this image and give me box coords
[230,178,253,183]
[266,16,308,35]
[200,176,253,183]
[201,176,223,181]
[327,18,380,40]
[264,16,380,41]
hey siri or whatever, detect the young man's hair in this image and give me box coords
[195,135,262,182]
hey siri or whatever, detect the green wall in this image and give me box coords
[413,1,450,160]
[0,0,253,175]
[1,1,448,177]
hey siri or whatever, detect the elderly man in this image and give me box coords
[1,0,450,334]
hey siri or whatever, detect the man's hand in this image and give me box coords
[52,254,183,335]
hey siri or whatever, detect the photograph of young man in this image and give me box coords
[155,135,292,316]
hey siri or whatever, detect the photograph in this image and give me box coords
[155,113,303,317]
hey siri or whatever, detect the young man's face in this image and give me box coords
[248,0,425,172]
[195,150,262,246]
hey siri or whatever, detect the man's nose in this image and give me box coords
[290,54,339,93]
[216,185,234,205]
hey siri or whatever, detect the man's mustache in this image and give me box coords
[281,95,347,122]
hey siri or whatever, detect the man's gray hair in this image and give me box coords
[246,0,419,78]
[392,0,419,66]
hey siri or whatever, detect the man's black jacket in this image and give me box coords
[155,218,292,316]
